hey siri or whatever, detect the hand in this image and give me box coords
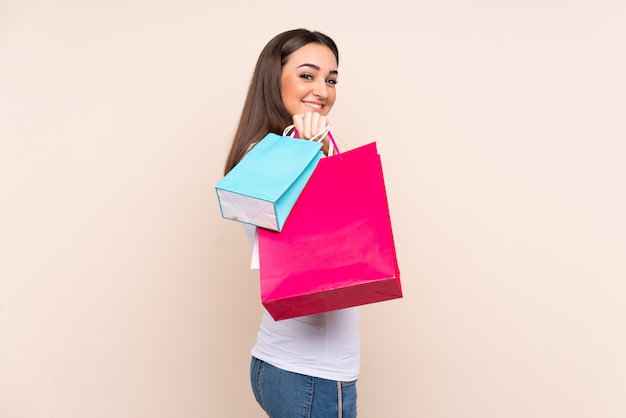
[292,112,327,140]
[292,112,335,156]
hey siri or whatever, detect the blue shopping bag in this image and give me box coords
[216,131,324,231]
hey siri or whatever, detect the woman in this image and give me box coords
[223,29,359,418]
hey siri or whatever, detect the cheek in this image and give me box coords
[329,90,337,104]
[281,77,300,100]
[324,91,337,114]
[279,75,290,98]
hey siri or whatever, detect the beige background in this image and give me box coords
[1,0,625,417]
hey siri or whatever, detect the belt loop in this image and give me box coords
[337,381,343,418]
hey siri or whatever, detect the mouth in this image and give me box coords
[302,101,324,110]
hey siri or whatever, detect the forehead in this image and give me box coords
[284,43,338,69]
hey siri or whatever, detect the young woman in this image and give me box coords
[224,29,358,418]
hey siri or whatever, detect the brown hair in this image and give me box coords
[223,28,339,175]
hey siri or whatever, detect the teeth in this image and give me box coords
[303,102,322,109]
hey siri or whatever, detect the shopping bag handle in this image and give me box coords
[327,131,340,157]
[282,125,341,157]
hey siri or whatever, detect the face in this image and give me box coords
[280,43,338,117]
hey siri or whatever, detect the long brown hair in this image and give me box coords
[223,29,339,175]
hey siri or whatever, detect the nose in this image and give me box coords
[313,79,329,99]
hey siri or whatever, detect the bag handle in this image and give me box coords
[327,131,340,157]
[282,125,341,157]
[282,125,297,137]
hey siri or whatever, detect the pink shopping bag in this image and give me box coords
[258,141,402,320]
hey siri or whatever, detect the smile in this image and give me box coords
[303,101,323,109]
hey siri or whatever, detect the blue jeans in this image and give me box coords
[250,357,357,418]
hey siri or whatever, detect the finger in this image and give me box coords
[292,114,304,138]
[303,112,312,138]
[310,112,320,136]
[317,115,326,135]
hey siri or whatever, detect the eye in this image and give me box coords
[326,78,338,85]
[299,73,313,80]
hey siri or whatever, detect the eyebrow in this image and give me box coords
[297,63,339,75]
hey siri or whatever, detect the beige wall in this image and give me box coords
[1,1,625,417]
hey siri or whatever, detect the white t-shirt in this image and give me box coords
[244,224,360,382]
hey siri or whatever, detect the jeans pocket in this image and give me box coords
[341,380,357,389]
